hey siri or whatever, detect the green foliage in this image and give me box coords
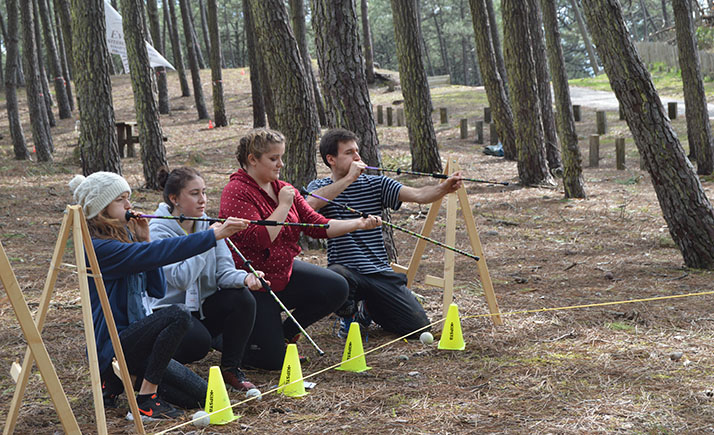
[696,26,714,51]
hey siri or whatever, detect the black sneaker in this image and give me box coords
[221,367,256,392]
[101,371,124,409]
[136,393,182,420]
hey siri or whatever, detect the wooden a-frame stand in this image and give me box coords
[1,205,145,434]
[391,158,503,325]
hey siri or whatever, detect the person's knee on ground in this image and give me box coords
[327,264,358,318]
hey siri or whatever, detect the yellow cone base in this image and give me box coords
[438,303,466,350]
[205,366,240,425]
[336,322,371,373]
[278,344,308,397]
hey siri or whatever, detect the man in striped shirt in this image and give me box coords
[306,129,462,338]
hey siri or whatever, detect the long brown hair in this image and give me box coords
[86,209,133,243]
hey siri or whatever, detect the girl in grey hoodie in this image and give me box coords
[149,167,264,391]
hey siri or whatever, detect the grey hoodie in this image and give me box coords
[148,203,249,318]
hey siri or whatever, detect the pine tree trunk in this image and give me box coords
[249,0,319,188]
[167,0,191,97]
[582,0,714,268]
[243,0,266,128]
[361,0,376,84]
[673,0,713,175]
[503,0,551,185]
[38,0,71,119]
[661,0,669,28]
[199,0,212,57]
[32,0,56,131]
[312,0,382,168]
[289,0,327,127]
[570,0,600,75]
[147,0,170,114]
[21,0,53,161]
[390,0,442,173]
[527,0,561,170]
[188,5,206,69]
[540,0,585,198]
[432,11,451,76]
[0,13,5,90]
[52,3,74,111]
[179,0,209,119]
[207,0,227,127]
[53,0,73,77]
[485,0,507,88]
[121,0,168,188]
[5,0,30,160]
[72,0,121,174]
[469,0,517,159]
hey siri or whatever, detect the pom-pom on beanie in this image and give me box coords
[68,172,131,219]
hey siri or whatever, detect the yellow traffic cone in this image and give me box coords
[277,344,308,397]
[438,303,466,350]
[336,322,371,373]
[204,366,240,425]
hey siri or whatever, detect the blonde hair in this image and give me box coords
[236,128,285,168]
[86,209,133,243]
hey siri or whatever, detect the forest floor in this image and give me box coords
[1,68,714,434]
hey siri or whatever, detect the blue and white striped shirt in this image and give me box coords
[306,175,402,273]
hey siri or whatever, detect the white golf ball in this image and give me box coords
[420,332,434,345]
[192,410,210,427]
[246,388,262,401]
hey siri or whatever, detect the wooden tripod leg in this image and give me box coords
[443,160,457,315]
[77,209,146,434]
[3,209,73,435]
[72,210,108,434]
[403,195,444,287]
[457,186,502,325]
[0,243,80,434]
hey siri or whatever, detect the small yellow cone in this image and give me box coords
[204,366,240,425]
[277,344,308,397]
[336,322,371,373]
[438,303,466,350]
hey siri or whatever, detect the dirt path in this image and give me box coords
[569,85,714,117]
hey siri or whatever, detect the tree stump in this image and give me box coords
[589,134,599,167]
[475,120,484,144]
[484,106,491,123]
[616,137,625,170]
[490,122,499,145]
[573,104,581,122]
[440,107,448,124]
[460,119,468,139]
[377,105,383,124]
[667,102,677,120]
[387,107,393,126]
[596,110,607,135]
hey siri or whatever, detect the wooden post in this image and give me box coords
[668,102,678,119]
[125,123,136,157]
[386,107,393,126]
[475,120,484,144]
[460,119,468,139]
[573,104,581,122]
[596,110,607,135]
[589,134,600,167]
[117,123,126,158]
[396,108,404,126]
[490,122,499,145]
[377,105,383,124]
[440,107,448,124]
[615,137,626,170]
[484,106,491,123]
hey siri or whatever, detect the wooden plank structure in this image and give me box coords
[2,205,146,435]
[390,158,502,325]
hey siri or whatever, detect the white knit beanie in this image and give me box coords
[68,172,131,219]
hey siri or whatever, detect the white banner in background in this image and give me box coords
[104,0,175,73]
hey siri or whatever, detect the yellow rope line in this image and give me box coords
[155,289,714,434]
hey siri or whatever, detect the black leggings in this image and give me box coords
[243,260,348,370]
[172,287,256,369]
[119,305,191,385]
